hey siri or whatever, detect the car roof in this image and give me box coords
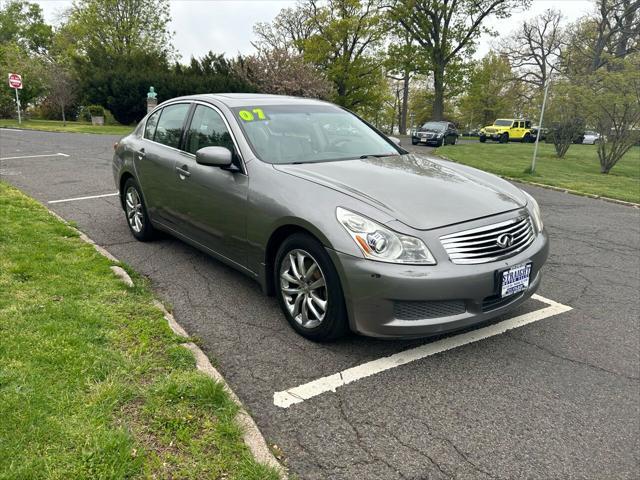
[161,93,332,108]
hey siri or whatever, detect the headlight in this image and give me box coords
[523,191,543,233]
[336,207,436,265]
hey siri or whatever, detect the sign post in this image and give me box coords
[8,73,23,124]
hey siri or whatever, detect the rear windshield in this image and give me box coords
[230,104,399,164]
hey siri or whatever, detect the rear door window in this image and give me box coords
[144,109,161,140]
[154,103,190,149]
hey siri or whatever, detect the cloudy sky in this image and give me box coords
[38,0,595,61]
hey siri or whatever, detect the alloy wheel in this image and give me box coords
[279,249,328,329]
[125,186,144,233]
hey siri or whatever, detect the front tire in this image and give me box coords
[274,233,348,341]
[499,133,509,144]
[479,135,486,143]
[122,178,155,241]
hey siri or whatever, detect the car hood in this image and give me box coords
[273,154,526,230]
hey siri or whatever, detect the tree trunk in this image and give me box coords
[432,64,445,120]
[399,71,409,135]
[61,105,66,126]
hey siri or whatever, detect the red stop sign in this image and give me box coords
[8,73,22,89]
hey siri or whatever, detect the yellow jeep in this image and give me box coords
[479,119,534,143]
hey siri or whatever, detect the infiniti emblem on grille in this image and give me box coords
[496,234,513,249]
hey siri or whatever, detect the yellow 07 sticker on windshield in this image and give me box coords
[238,108,268,122]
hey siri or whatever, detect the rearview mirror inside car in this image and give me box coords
[195,146,233,167]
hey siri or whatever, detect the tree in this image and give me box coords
[560,1,640,173]
[384,28,427,134]
[45,62,77,125]
[63,0,176,124]
[545,82,586,158]
[500,9,564,94]
[459,52,520,127]
[253,4,316,53]
[587,55,640,173]
[0,43,48,117]
[390,0,529,120]
[234,47,333,99]
[0,0,52,55]
[65,0,174,61]
[301,0,389,112]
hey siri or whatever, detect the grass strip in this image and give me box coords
[0,182,279,480]
[0,119,133,136]
[434,142,640,204]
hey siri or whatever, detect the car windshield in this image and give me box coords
[493,119,513,126]
[231,104,399,164]
[421,122,446,131]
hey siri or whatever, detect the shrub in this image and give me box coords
[88,105,104,117]
[546,118,585,157]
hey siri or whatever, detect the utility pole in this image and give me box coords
[531,74,552,173]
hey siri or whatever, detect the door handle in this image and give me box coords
[176,165,191,178]
[136,148,146,159]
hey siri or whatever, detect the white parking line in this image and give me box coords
[48,192,119,204]
[1,128,24,132]
[273,294,572,409]
[0,152,69,160]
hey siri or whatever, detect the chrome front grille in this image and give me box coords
[440,216,535,265]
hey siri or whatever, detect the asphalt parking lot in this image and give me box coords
[1,128,638,479]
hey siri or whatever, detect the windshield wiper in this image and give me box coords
[359,153,399,159]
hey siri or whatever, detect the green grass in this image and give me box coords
[0,182,280,480]
[0,118,133,135]
[435,142,640,203]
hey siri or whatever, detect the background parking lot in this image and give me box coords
[1,128,638,479]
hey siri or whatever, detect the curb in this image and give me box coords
[46,208,287,478]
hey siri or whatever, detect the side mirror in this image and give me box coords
[389,136,401,146]
[195,146,232,167]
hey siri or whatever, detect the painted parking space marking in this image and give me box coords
[274,294,572,408]
[0,152,69,160]
[48,192,119,204]
[0,128,24,132]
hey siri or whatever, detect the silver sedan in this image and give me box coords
[113,94,548,341]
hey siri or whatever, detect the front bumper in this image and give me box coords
[413,135,442,144]
[327,230,549,338]
[481,132,502,140]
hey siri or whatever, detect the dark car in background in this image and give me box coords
[411,121,458,146]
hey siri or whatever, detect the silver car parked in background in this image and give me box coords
[113,94,548,341]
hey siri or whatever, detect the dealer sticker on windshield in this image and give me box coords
[500,262,532,298]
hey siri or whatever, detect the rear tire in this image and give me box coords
[122,178,155,241]
[523,133,532,143]
[274,234,349,341]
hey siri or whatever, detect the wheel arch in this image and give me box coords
[263,222,332,296]
[118,172,135,209]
